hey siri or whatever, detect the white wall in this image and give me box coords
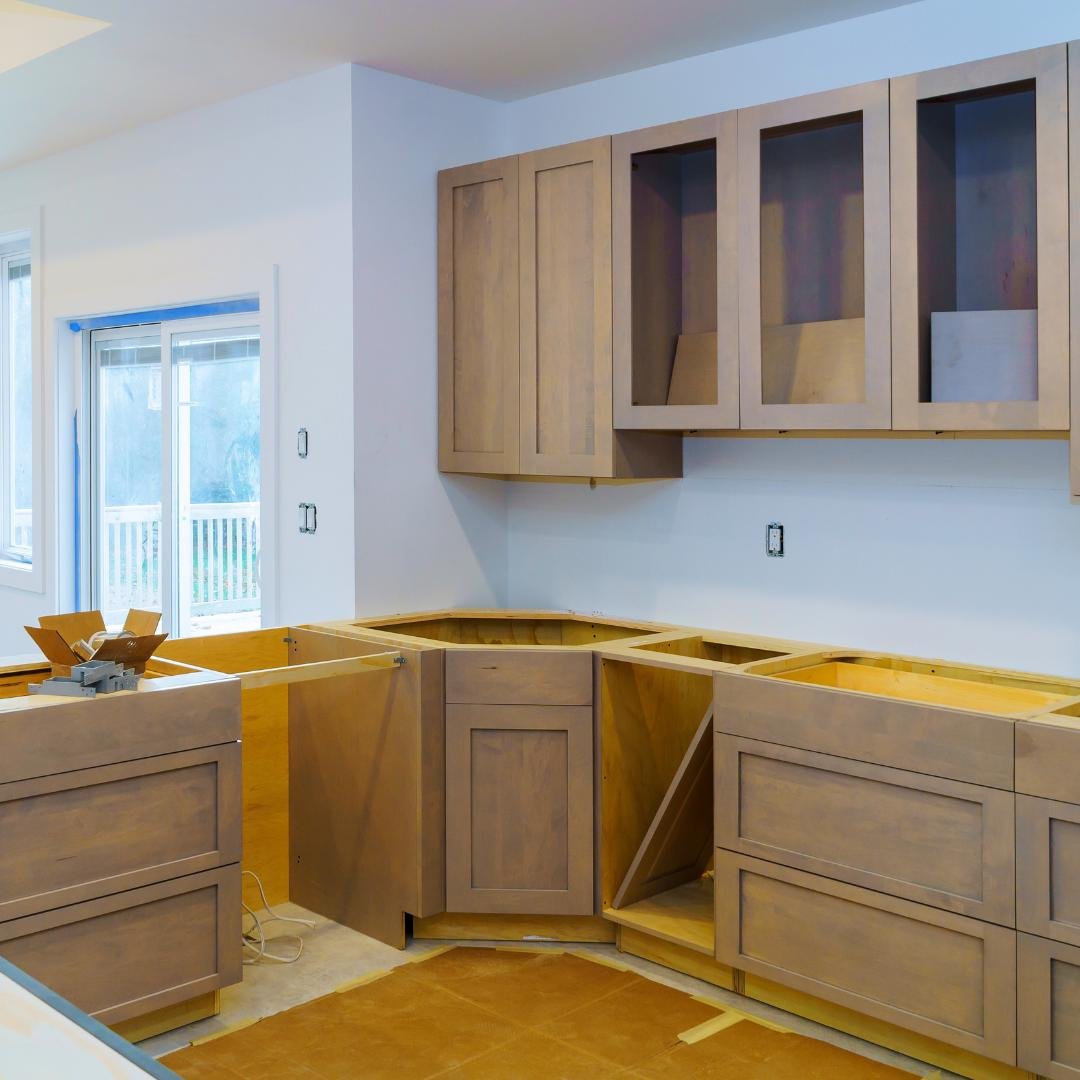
[0,66,357,652]
[502,0,1080,676]
[350,66,508,617]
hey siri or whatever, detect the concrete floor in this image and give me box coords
[140,904,960,1079]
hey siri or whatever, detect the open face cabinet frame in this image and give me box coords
[891,44,1069,432]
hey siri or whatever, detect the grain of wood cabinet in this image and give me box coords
[737,81,892,429]
[714,735,1015,924]
[1018,932,1080,1078]
[1017,795,1080,947]
[438,157,520,474]
[715,851,1017,1062]
[891,45,1068,431]
[445,703,594,914]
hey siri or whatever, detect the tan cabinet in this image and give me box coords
[1018,932,1080,1078]
[1071,41,1080,499]
[892,46,1068,431]
[1017,795,1080,947]
[612,114,739,431]
[715,851,1017,1063]
[715,735,1015,924]
[446,703,594,914]
[737,82,892,429]
[438,157,520,474]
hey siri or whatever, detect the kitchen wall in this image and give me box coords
[500,0,1080,676]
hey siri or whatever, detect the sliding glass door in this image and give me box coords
[89,316,261,636]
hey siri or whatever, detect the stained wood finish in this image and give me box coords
[1016,716,1080,804]
[0,744,240,922]
[892,46,1068,430]
[713,668,1015,789]
[412,912,615,943]
[1018,932,1080,1078]
[437,157,520,474]
[446,703,594,914]
[1017,795,1080,947]
[715,852,1017,1062]
[519,137,680,477]
[445,648,593,706]
[0,867,240,1027]
[612,113,739,430]
[738,81,891,429]
[715,735,1015,923]
[289,628,444,948]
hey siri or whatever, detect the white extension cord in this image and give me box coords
[241,870,316,965]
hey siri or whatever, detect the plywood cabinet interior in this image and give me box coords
[891,45,1069,431]
[612,113,739,430]
[738,82,891,429]
[438,157,520,474]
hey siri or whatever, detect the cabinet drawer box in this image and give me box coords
[0,744,241,922]
[0,866,240,1026]
[445,650,592,706]
[715,735,1014,923]
[1018,796,1080,947]
[1018,933,1080,1078]
[714,668,1015,788]
[715,852,1017,1063]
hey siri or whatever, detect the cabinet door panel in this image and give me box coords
[1018,932,1080,1078]
[438,157,519,474]
[446,704,593,913]
[1017,795,1080,947]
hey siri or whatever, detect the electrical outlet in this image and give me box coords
[766,522,784,557]
[298,503,317,534]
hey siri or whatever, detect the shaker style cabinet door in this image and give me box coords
[737,81,891,430]
[437,157,520,475]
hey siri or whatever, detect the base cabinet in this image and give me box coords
[446,703,594,914]
[1018,933,1080,1078]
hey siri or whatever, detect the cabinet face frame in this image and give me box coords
[437,157,520,474]
[519,137,614,476]
[1018,932,1080,1078]
[1017,794,1080,947]
[1070,41,1080,499]
[891,45,1069,431]
[613,113,739,430]
[737,81,891,430]
[445,703,594,914]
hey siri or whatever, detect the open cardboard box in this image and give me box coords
[25,609,168,676]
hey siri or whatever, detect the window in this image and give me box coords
[87,313,261,636]
[0,238,32,567]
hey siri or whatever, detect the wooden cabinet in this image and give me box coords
[715,852,1017,1062]
[715,735,1015,924]
[445,648,593,706]
[1071,41,1080,499]
[1017,795,1080,947]
[612,114,739,431]
[892,46,1069,431]
[737,82,891,430]
[446,703,594,914]
[438,157,520,474]
[1018,932,1080,1078]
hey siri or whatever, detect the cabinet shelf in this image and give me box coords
[603,875,715,955]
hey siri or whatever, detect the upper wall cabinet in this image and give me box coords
[738,82,891,430]
[438,158,520,474]
[519,137,681,478]
[612,114,739,431]
[1069,42,1080,501]
[891,46,1069,432]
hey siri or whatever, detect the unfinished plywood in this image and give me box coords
[605,874,714,955]
[761,317,866,405]
[666,332,719,406]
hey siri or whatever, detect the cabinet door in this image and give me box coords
[892,46,1068,431]
[446,704,594,913]
[519,138,615,476]
[1017,795,1080,947]
[438,157,519,474]
[738,82,891,430]
[1018,933,1080,1078]
[613,113,739,431]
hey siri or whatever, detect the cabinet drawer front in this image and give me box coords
[445,650,592,706]
[1018,796,1080,947]
[715,736,1014,923]
[1018,933,1080,1078]
[0,867,240,1026]
[715,852,1017,1062]
[1016,720,1080,804]
[0,744,240,922]
[714,670,1014,788]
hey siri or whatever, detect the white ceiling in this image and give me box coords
[0,0,920,171]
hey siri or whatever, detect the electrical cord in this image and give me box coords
[241,870,315,965]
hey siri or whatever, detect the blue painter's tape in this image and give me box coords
[69,297,259,333]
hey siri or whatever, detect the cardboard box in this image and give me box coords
[24,609,168,676]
